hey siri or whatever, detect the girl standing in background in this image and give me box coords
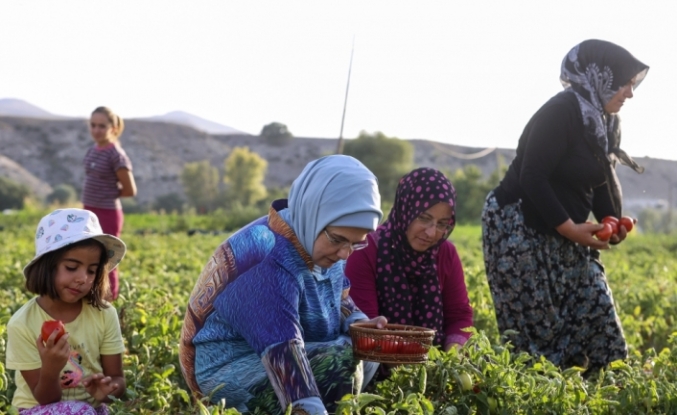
[82,106,136,301]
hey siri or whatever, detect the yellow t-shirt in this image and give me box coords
[5,297,126,409]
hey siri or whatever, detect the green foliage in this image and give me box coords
[260,122,293,146]
[448,163,506,225]
[343,131,414,202]
[46,183,77,205]
[121,197,148,214]
[223,147,268,208]
[181,161,220,214]
[637,208,677,234]
[153,193,186,214]
[2,212,677,414]
[0,176,31,210]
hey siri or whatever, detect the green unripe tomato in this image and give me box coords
[458,372,473,391]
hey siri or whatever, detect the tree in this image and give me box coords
[343,131,414,201]
[261,122,293,146]
[449,163,507,224]
[450,165,489,224]
[46,184,77,205]
[223,147,268,207]
[0,176,31,210]
[181,161,220,214]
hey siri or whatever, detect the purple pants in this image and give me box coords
[84,206,124,300]
[19,401,108,415]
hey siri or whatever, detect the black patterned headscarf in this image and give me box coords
[560,39,649,215]
[373,168,456,346]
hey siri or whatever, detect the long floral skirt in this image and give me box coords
[481,192,627,371]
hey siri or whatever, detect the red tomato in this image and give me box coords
[595,223,613,241]
[601,216,619,234]
[376,335,403,354]
[619,216,635,232]
[356,337,376,352]
[41,320,66,342]
[399,340,427,355]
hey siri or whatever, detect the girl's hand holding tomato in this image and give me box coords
[41,320,66,343]
[36,330,70,377]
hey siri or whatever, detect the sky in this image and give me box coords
[1,1,675,160]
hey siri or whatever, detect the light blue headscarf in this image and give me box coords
[278,155,383,256]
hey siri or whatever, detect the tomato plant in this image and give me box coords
[41,320,66,342]
[3,212,677,415]
[595,223,613,241]
[356,337,376,352]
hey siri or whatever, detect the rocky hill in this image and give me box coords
[0,115,674,213]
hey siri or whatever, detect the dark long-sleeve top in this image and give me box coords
[345,233,473,348]
[494,91,616,236]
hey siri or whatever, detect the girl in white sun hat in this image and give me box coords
[5,208,127,415]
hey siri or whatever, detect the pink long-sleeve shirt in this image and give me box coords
[345,233,473,349]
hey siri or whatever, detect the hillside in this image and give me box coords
[0,115,674,214]
[0,98,66,119]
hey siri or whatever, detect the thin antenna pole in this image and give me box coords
[336,36,355,155]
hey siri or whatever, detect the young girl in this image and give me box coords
[6,208,127,415]
[82,106,136,300]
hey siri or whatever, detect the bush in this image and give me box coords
[153,193,186,214]
[0,176,31,210]
[46,183,78,205]
[121,198,147,214]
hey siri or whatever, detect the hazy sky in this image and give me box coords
[1,1,674,160]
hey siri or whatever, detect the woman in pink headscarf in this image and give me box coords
[345,167,473,351]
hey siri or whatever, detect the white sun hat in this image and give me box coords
[23,208,127,278]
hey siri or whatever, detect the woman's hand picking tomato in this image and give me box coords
[595,223,614,242]
[619,216,636,232]
[601,216,619,235]
[556,219,609,249]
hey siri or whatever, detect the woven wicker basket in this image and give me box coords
[349,322,436,364]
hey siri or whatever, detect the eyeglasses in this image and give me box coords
[414,215,453,234]
[324,229,369,252]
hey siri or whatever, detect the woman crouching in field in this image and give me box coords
[179,155,388,415]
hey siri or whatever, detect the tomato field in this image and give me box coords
[2,211,677,414]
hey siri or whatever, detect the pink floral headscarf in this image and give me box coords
[373,168,456,345]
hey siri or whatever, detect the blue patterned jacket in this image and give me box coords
[179,199,368,413]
